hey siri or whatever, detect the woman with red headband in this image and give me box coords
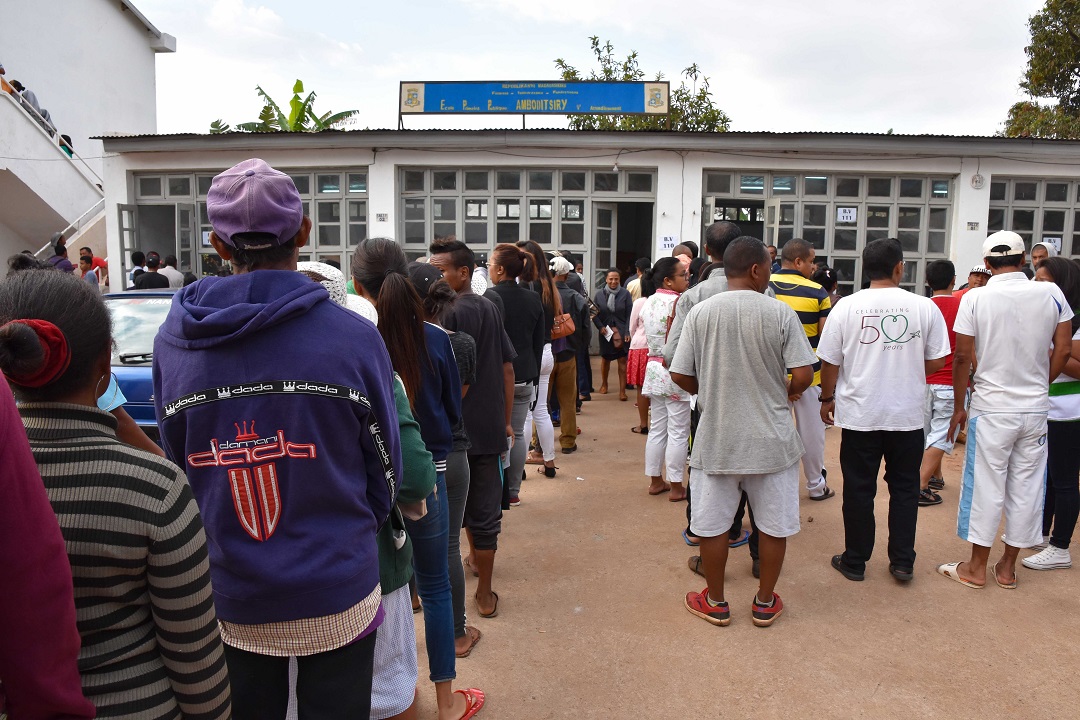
[0,269,232,717]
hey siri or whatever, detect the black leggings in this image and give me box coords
[1043,420,1080,550]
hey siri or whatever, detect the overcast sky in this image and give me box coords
[140,0,1045,136]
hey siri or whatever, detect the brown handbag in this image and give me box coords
[551,286,576,340]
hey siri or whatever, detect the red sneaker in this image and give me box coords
[751,592,784,627]
[684,588,730,626]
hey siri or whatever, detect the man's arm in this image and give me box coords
[789,365,813,400]
[1050,321,1073,381]
[949,332,975,441]
[503,361,515,443]
[113,406,166,457]
[819,361,839,425]
[925,355,948,376]
[671,372,698,395]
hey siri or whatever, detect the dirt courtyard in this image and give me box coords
[411,361,1080,719]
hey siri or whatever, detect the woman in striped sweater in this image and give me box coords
[0,269,231,719]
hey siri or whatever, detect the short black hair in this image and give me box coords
[703,221,742,261]
[7,253,51,276]
[164,255,178,267]
[723,236,769,278]
[862,238,904,281]
[925,259,955,291]
[780,238,813,263]
[145,254,160,269]
[79,246,92,255]
[229,235,297,270]
[634,257,651,273]
[78,255,93,265]
[987,254,1024,270]
[812,266,837,292]
[131,251,146,266]
[429,236,475,276]
[683,241,699,259]
[606,267,621,277]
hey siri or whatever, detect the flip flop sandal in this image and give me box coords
[536,464,557,478]
[454,688,486,719]
[631,425,649,434]
[688,555,705,578]
[477,591,499,618]
[682,530,701,547]
[918,488,943,506]
[990,562,1018,589]
[455,626,483,658]
[936,562,984,589]
[525,453,544,465]
[729,529,751,548]
[809,486,836,501]
[463,557,479,578]
[649,484,670,496]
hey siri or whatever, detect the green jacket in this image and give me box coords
[377,375,437,594]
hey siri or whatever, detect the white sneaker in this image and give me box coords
[1021,545,1072,570]
[1001,533,1049,550]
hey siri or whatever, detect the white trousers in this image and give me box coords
[644,395,691,484]
[524,344,556,462]
[792,385,827,496]
[957,412,1048,548]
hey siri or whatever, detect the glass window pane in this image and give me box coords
[348,173,367,193]
[433,198,456,221]
[987,208,1005,232]
[928,206,947,230]
[529,199,552,219]
[561,172,586,192]
[168,176,191,197]
[804,176,828,195]
[597,228,612,248]
[348,223,367,245]
[597,208,613,227]
[497,199,520,219]
[928,232,946,254]
[834,228,858,250]
[433,222,456,239]
[1044,209,1066,233]
[561,200,584,220]
[197,175,214,196]
[528,171,553,191]
[867,206,891,228]
[899,179,923,198]
[898,206,921,229]
[803,228,826,249]
[803,204,827,226]
[431,171,456,191]
[898,231,919,252]
[404,222,426,244]
[318,174,341,194]
[1014,182,1037,202]
[868,178,891,197]
[529,223,552,244]
[593,172,618,192]
[404,198,425,221]
[497,171,521,191]
[1046,182,1069,202]
[739,175,764,194]
[464,222,488,244]
[318,225,341,246]
[778,228,794,245]
[836,177,860,197]
[465,199,488,220]
[290,174,311,195]
[772,176,796,195]
[317,201,340,224]
[627,173,653,193]
[780,203,796,224]
[931,179,950,199]
[199,203,209,225]
[902,261,918,283]
[866,229,890,242]
[990,181,1007,201]
[348,200,367,222]
[561,223,584,244]
[404,170,425,192]
[465,171,489,191]
[705,172,731,194]
[138,176,161,197]
[1013,209,1035,232]
[833,258,857,282]
[496,222,520,243]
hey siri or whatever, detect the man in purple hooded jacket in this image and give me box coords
[153,158,401,719]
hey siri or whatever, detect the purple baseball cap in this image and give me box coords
[206,158,303,249]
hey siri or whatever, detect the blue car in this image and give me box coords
[104,290,176,443]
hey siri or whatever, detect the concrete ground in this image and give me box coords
[411,361,1080,719]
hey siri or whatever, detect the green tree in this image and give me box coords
[209,79,358,133]
[1003,0,1080,138]
[555,37,730,132]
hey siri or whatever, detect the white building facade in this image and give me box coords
[0,0,172,258]
[100,130,1080,294]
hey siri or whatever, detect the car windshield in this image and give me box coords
[105,296,173,364]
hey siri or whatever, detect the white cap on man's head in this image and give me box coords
[982,230,1025,258]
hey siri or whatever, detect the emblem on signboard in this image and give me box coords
[401,84,425,113]
[643,83,668,114]
[648,88,663,107]
[404,88,420,107]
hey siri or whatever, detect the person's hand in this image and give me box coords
[506,424,515,448]
[820,399,835,426]
[624,335,631,344]
[949,408,967,443]
[789,391,803,402]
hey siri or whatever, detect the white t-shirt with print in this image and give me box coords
[954,272,1073,416]
[816,286,951,431]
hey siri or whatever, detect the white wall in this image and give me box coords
[0,0,165,179]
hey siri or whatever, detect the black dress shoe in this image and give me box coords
[561,445,577,454]
[831,554,864,581]
[889,564,914,581]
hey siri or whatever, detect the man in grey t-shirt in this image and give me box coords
[671,238,816,628]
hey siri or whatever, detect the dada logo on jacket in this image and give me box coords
[187,420,318,542]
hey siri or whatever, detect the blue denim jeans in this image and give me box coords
[403,473,455,683]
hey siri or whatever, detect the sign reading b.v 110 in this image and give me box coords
[400,81,670,116]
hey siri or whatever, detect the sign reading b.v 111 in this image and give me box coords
[400,81,670,116]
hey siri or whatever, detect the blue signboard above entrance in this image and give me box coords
[399,81,670,116]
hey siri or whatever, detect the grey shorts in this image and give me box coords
[924,385,956,453]
[688,461,801,539]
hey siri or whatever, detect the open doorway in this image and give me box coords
[709,200,765,242]
[590,201,654,291]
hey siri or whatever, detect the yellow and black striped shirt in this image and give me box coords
[769,269,832,385]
